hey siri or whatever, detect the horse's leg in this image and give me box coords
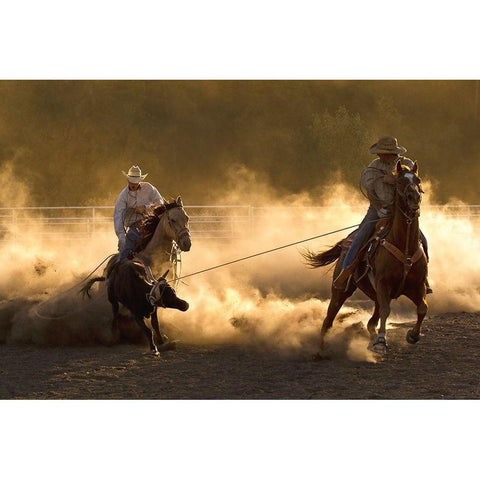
[317,282,356,355]
[370,282,392,354]
[404,285,428,344]
[135,316,159,356]
[366,303,380,342]
[111,307,120,343]
[356,276,379,341]
[107,286,120,343]
[150,309,176,352]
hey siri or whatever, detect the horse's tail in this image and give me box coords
[80,276,106,298]
[301,241,343,268]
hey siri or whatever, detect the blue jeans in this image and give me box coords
[342,206,429,269]
[342,206,379,269]
[118,223,141,261]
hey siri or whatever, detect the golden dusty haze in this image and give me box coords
[0,167,478,362]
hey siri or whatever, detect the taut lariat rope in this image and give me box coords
[172,223,364,283]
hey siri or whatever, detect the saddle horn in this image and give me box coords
[160,269,170,280]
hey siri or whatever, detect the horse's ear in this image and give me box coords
[395,160,403,174]
[412,161,418,175]
[176,196,183,207]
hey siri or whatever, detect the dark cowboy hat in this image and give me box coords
[369,136,407,155]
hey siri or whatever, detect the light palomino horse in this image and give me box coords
[102,196,191,278]
[128,195,191,273]
[303,161,428,356]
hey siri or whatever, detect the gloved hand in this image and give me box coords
[378,207,389,217]
[383,174,396,185]
[117,233,126,251]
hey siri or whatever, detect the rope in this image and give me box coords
[33,253,117,320]
[172,223,364,283]
[33,218,385,317]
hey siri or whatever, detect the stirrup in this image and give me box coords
[333,269,352,291]
[425,278,433,294]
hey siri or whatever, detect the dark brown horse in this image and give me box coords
[303,160,428,355]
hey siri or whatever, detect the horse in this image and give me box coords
[82,264,189,355]
[106,195,192,277]
[302,160,428,355]
[81,196,192,353]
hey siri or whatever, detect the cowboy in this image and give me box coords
[114,165,164,261]
[334,136,432,292]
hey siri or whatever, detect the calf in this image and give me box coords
[82,261,188,355]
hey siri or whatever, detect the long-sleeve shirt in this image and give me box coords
[360,156,414,215]
[113,182,164,238]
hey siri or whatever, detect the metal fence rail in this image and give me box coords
[0,205,253,240]
[1,204,479,241]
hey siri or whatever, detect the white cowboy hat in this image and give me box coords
[369,136,407,155]
[122,165,148,183]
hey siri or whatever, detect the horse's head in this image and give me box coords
[395,160,423,214]
[136,198,192,256]
[149,269,189,311]
[164,196,192,252]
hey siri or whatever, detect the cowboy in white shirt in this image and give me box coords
[114,165,164,261]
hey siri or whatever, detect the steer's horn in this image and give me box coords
[160,269,170,279]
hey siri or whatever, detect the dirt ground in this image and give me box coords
[1,311,480,399]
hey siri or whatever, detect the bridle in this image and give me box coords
[395,172,423,223]
[164,205,191,248]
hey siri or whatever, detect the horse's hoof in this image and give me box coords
[312,352,330,361]
[157,341,177,352]
[406,329,420,344]
[143,350,161,357]
[368,339,388,354]
[111,328,120,344]
[369,344,387,354]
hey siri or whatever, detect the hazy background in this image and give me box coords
[0,80,478,207]
[1,80,479,360]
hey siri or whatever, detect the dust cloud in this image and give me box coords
[0,169,479,362]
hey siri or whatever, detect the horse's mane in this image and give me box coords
[395,163,413,175]
[397,163,411,173]
[134,201,179,253]
[394,162,423,185]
